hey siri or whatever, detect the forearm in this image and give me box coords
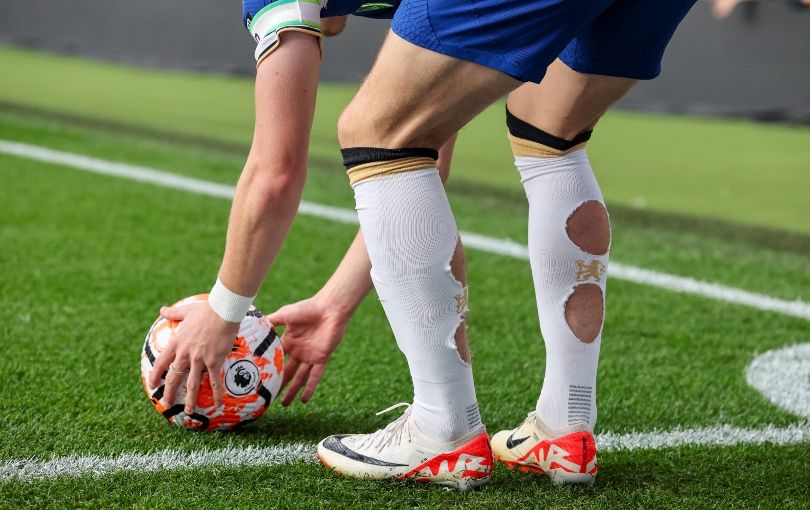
[315,229,374,315]
[219,162,304,296]
[218,33,321,296]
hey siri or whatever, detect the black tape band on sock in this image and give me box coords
[506,107,592,151]
[342,147,439,185]
[341,147,438,170]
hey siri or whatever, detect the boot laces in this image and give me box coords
[518,412,537,432]
[358,402,413,452]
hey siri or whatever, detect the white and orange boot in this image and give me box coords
[317,403,492,490]
[491,412,597,485]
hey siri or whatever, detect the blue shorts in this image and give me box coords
[391,0,697,83]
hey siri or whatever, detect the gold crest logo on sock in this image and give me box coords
[574,260,606,283]
[454,287,469,315]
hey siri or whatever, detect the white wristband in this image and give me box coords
[208,278,255,323]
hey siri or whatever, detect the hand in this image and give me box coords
[149,301,240,414]
[321,15,348,37]
[711,0,744,19]
[268,296,351,406]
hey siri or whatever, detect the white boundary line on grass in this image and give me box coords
[0,444,315,483]
[2,139,809,481]
[3,422,810,482]
[2,139,808,320]
[747,343,810,419]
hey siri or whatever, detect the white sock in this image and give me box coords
[353,168,481,442]
[516,149,609,433]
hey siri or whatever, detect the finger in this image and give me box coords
[266,304,293,327]
[184,360,204,415]
[281,357,300,391]
[207,361,224,408]
[160,305,191,321]
[300,364,326,403]
[281,364,311,407]
[150,342,177,388]
[160,356,188,408]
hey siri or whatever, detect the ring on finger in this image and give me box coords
[169,363,189,376]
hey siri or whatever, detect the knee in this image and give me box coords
[338,101,401,148]
[338,99,441,149]
[336,104,362,148]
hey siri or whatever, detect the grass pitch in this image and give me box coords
[1,106,809,508]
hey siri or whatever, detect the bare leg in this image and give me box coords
[437,133,458,181]
[507,59,636,139]
[339,33,519,150]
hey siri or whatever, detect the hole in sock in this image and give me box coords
[564,283,604,343]
[566,200,610,255]
[450,237,472,364]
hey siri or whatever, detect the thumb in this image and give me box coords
[267,304,294,327]
[160,305,190,321]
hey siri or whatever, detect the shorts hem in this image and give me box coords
[559,55,661,81]
[391,24,537,83]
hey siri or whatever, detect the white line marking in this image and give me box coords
[2,139,808,320]
[0,444,315,482]
[4,420,810,482]
[747,343,810,419]
[597,422,810,452]
[1,140,809,482]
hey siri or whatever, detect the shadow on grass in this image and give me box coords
[230,407,384,443]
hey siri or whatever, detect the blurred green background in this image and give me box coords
[1,45,808,234]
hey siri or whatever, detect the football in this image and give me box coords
[140,294,284,431]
